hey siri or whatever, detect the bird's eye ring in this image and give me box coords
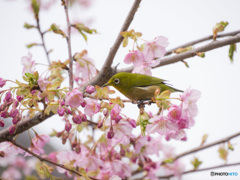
[114,78,120,84]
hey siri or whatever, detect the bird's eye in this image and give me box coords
[114,78,120,84]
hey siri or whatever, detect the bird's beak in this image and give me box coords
[102,82,110,87]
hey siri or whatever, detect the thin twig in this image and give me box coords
[174,131,240,160]
[63,0,74,89]
[81,0,142,90]
[165,29,240,56]
[159,162,240,179]
[36,16,51,65]
[10,140,99,180]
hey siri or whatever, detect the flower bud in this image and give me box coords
[17,95,24,102]
[9,125,17,135]
[12,116,21,124]
[0,151,5,157]
[64,107,72,114]
[107,129,114,139]
[9,109,18,118]
[98,119,103,128]
[80,100,87,108]
[81,114,87,122]
[86,85,96,94]
[0,119,4,127]
[65,122,72,132]
[72,115,82,124]
[57,107,65,116]
[60,101,65,106]
[128,119,136,128]
[4,91,12,103]
[0,78,6,88]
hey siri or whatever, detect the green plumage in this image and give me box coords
[103,72,182,101]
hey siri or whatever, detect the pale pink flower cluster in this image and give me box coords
[21,52,36,76]
[74,53,97,87]
[26,134,50,156]
[124,36,169,75]
[146,88,201,140]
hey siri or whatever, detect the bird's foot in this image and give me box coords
[137,100,145,109]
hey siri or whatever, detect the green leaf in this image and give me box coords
[191,157,202,170]
[31,0,40,19]
[26,43,38,49]
[137,111,150,135]
[229,44,236,63]
[24,23,36,29]
[50,24,66,38]
[44,102,58,115]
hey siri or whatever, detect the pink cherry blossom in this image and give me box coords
[32,134,50,148]
[165,129,186,141]
[146,115,178,136]
[123,50,145,66]
[0,77,6,88]
[21,52,36,75]
[2,167,22,180]
[65,88,84,108]
[143,36,169,61]
[37,77,52,91]
[74,53,97,86]
[132,59,160,75]
[84,99,100,116]
[110,120,134,145]
[110,104,122,122]
[167,105,182,122]
[0,142,24,156]
[76,155,103,171]
[181,88,201,117]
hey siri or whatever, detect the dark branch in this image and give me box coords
[159,162,240,179]
[0,112,54,143]
[174,131,240,160]
[10,140,99,180]
[81,0,142,90]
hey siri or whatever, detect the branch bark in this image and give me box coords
[174,131,240,160]
[0,112,54,143]
[10,140,99,180]
[159,162,240,179]
[64,1,74,89]
[81,0,142,90]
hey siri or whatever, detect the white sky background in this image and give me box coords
[1,0,240,179]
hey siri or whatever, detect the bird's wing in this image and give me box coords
[131,74,166,87]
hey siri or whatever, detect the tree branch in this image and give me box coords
[63,0,74,89]
[119,32,240,72]
[10,140,99,180]
[174,131,240,160]
[0,112,54,143]
[165,29,240,56]
[81,0,142,90]
[159,162,240,179]
[36,12,51,65]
